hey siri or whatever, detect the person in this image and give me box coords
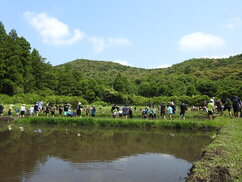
[76,102,82,117]
[179,102,188,120]
[223,99,232,118]
[37,101,43,111]
[20,104,26,117]
[170,101,176,114]
[142,108,148,119]
[29,106,34,116]
[91,105,96,117]
[210,97,215,108]
[216,99,223,115]
[0,104,4,116]
[122,105,129,119]
[111,105,116,113]
[86,106,90,117]
[129,106,133,118]
[232,95,241,118]
[63,103,69,117]
[34,104,39,116]
[151,107,157,119]
[160,102,166,119]
[45,105,50,117]
[167,104,173,120]
[51,106,56,117]
[15,108,20,116]
[207,99,215,120]
[59,105,63,116]
[147,108,153,119]
[118,109,123,117]
[67,108,75,117]
[112,108,118,118]
[8,104,13,117]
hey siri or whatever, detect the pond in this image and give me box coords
[0,123,215,182]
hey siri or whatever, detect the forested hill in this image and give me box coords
[58,55,242,84]
[0,21,241,104]
[57,59,152,83]
[166,55,242,80]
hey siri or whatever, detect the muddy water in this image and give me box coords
[0,124,214,182]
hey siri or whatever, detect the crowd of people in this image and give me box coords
[110,95,241,120]
[0,102,97,118]
[0,95,241,120]
[206,96,241,119]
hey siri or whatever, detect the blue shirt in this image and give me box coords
[168,106,173,114]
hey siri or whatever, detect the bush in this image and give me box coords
[91,101,109,106]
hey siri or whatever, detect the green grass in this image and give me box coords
[187,119,242,182]
[15,116,227,130]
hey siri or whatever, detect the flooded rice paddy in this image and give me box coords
[0,123,215,182]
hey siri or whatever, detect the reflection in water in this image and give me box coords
[16,155,191,182]
[0,125,214,182]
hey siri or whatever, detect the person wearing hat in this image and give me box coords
[20,104,26,117]
[207,100,215,120]
[76,102,83,118]
[129,106,133,118]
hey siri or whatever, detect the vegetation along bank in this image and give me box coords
[15,116,226,130]
[187,119,241,182]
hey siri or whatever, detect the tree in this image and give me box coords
[196,80,218,97]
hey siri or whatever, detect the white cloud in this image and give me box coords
[226,17,242,29]
[89,37,106,52]
[203,55,230,59]
[155,64,171,68]
[203,53,239,59]
[108,38,132,46]
[89,37,131,52]
[24,11,132,51]
[24,11,85,45]
[112,60,132,66]
[179,32,225,51]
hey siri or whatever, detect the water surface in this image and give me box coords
[0,124,214,182]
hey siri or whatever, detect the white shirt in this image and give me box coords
[20,106,26,112]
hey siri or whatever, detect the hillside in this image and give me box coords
[165,55,242,80]
[56,55,242,102]
[57,55,242,82]
[57,59,154,83]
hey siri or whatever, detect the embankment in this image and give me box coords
[15,117,225,130]
[187,119,242,182]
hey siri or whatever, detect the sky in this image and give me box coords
[1,0,242,68]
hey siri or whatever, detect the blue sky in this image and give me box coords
[1,0,242,68]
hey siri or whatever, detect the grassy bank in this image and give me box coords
[15,116,227,130]
[187,119,242,182]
